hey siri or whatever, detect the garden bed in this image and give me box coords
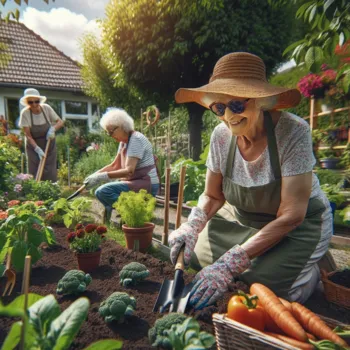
[0,226,229,349]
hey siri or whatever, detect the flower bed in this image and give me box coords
[0,226,228,349]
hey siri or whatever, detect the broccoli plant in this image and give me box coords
[119,262,150,287]
[56,270,92,295]
[164,317,216,350]
[148,313,187,348]
[99,292,136,323]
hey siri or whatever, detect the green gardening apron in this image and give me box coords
[192,112,326,299]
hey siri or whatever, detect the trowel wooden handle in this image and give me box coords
[175,246,185,271]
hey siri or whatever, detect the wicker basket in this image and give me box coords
[321,269,350,310]
[213,313,350,350]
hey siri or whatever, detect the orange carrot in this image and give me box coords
[250,283,308,342]
[291,302,347,347]
[279,298,292,312]
[265,298,293,333]
[265,332,314,350]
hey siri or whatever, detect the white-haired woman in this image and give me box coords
[84,108,160,221]
[169,52,334,310]
[19,88,64,181]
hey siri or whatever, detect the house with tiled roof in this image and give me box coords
[0,21,100,131]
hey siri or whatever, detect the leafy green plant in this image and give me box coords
[321,184,346,208]
[53,197,92,229]
[20,179,61,204]
[316,169,345,187]
[56,270,92,295]
[164,317,216,350]
[0,211,55,271]
[0,293,122,350]
[0,139,21,192]
[119,262,150,287]
[339,144,350,169]
[99,292,136,323]
[114,189,156,227]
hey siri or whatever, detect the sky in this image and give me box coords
[2,0,110,62]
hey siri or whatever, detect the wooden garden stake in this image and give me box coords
[167,111,171,168]
[20,255,32,350]
[309,97,316,130]
[175,166,186,229]
[162,167,171,245]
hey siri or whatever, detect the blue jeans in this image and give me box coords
[95,181,159,216]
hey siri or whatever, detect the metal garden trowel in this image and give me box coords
[153,246,193,313]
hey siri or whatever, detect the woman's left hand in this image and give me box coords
[189,245,251,310]
[46,126,56,140]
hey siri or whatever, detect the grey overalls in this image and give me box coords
[192,112,329,300]
[26,107,57,182]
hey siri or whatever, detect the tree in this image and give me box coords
[82,0,303,159]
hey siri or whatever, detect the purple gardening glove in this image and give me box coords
[168,207,207,266]
[189,245,251,310]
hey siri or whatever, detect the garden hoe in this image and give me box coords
[153,246,193,313]
[67,183,86,201]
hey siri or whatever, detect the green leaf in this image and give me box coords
[11,240,28,272]
[27,228,45,247]
[305,46,323,72]
[1,322,21,350]
[14,8,19,21]
[0,264,5,276]
[28,294,60,337]
[14,0,21,5]
[309,339,348,349]
[84,339,123,350]
[309,4,317,23]
[324,0,336,13]
[48,297,90,350]
[283,39,306,56]
[0,0,7,6]
[0,293,43,317]
[43,226,56,245]
[63,214,72,229]
[27,244,42,265]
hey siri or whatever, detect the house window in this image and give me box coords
[47,99,62,116]
[6,98,20,129]
[65,101,88,115]
[92,103,100,128]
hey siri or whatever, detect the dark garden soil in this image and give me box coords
[1,226,350,349]
[328,269,350,288]
[0,226,230,349]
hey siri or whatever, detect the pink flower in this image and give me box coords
[14,184,22,193]
[297,74,324,98]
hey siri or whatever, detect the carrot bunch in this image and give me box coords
[226,283,349,350]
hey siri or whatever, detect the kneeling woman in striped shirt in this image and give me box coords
[84,108,160,222]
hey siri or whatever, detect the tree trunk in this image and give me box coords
[187,103,204,160]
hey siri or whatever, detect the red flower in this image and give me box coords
[0,211,8,220]
[67,232,76,243]
[75,223,84,230]
[76,229,85,238]
[35,201,44,207]
[7,200,20,207]
[101,234,106,239]
[85,224,98,233]
[96,226,107,235]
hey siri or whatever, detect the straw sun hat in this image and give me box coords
[20,88,47,106]
[175,52,301,110]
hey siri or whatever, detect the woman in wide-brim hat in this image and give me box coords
[169,52,334,309]
[19,88,64,181]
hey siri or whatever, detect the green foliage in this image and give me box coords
[119,262,150,287]
[321,184,346,208]
[0,139,21,192]
[20,180,61,204]
[164,317,216,350]
[339,144,350,169]
[0,293,89,350]
[56,270,92,295]
[53,197,92,229]
[171,145,209,202]
[0,211,55,271]
[114,189,156,228]
[338,206,350,226]
[148,313,188,348]
[316,169,345,187]
[99,292,136,323]
[282,0,350,72]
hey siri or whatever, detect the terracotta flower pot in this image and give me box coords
[76,249,101,272]
[122,222,155,253]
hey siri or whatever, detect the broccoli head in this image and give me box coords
[119,262,150,287]
[148,313,187,348]
[56,270,92,295]
[99,292,136,323]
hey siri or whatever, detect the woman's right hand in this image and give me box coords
[168,207,207,266]
[34,146,45,160]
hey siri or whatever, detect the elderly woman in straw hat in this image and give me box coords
[169,52,334,310]
[19,88,64,181]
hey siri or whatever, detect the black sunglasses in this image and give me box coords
[209,99,250,117]
[28,100,40,105]
[106,126,119,136]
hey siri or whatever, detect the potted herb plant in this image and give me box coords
[67,223,107,272]
[114,190,156,253]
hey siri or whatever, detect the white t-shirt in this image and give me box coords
[19,104,60,127]
[119,131,159,184]
[206,112,323,200]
